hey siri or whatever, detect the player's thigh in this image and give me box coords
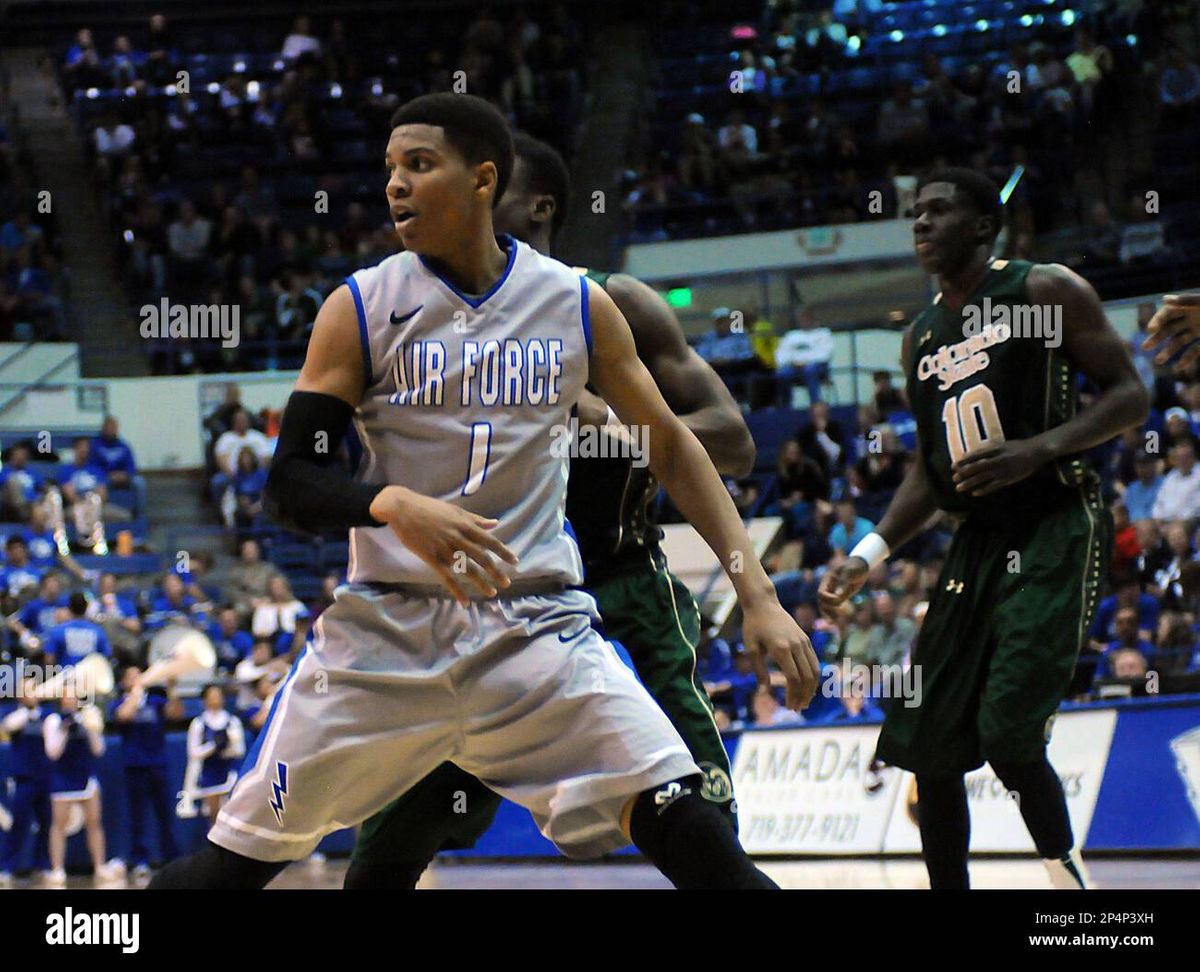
[459,595,698,858]
[214,603,460,860]
[353,763,501,865]
[981,495,1106,761]
[877,524,1004,774]
[594,566,734,808]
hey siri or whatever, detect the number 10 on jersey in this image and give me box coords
[941,384,1005,463]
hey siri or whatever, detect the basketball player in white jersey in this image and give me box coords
[151,94,819,890]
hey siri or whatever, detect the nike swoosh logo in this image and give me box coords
[389,305,423,325]
[558,625,591,643]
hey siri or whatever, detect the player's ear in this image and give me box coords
[530,193,556,228]
[474,160,499,203]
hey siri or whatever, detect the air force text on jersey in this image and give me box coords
[387,337,565,407]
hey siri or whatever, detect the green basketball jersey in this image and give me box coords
[906,259,1092,523]
[565,268,663,581]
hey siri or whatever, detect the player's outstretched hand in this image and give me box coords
[1143,293,1200,369]
[369,485,519,606]
[817,556,869,620]
[741,601,820,711]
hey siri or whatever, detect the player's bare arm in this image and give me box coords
[818,326,941,617]
[1142,292,1200,368]
[266,285,517,606]
[952,264,1150,497]
[605,273,755,476]
[584,278,819,710]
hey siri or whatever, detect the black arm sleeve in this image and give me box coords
[264,391,386,535]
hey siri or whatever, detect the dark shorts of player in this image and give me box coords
[875,483,1110,777]
[351,549,735,868]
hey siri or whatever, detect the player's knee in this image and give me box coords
[629,776,776,890]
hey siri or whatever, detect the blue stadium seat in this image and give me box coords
[74,552,162,575]
[267,542,316,571]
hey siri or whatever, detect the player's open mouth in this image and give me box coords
[392,211,415,225]
[915,241,935,255]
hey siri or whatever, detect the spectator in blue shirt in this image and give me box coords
[42,593,111,665]
[208,606,254,673]
[828,499,875,555]
[7,573,67,651]
[1122,451,1163,523]
[144,572,200,632]
[703,647,760,724]
[58,437,109,504]
[698,633,735,683]
[0,536,45,598]
[823,689,886,724]
[90,416,146,517]
[233,447,269,528]
[694,308,758,371]
[1089,573,1159,653]
[1097,606,1157,678]
[108,666,183,878]
[0,443,45,521]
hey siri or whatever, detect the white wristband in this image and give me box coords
[849,532,891,570]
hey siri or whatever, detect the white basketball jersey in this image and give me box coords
[344,236,590,586]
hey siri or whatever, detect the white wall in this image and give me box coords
[0,291,1163,470]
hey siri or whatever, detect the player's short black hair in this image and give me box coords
[512,132,572,236]
[389,94,514,206]
[68,591,88,616]
[916,167,1003,242]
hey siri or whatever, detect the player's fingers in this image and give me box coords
[1163,293,1200,307]
[466,523,520,565]
[429,562,472,607]
[454,537,511,589]
[1142,312,1191,343]
[955,444,1003,470]
[970,477,1011,497]
[779,647,815,710]
[454,559,500,599]
[1178,342,1200,370]
[748,642,770,686]
[1147,331,1195,364]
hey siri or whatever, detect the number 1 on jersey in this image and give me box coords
[462,422,493,496]
[942,384,1005,463]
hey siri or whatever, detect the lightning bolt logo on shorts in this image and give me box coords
[269,761,289,825]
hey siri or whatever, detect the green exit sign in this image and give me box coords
[665,288,692,308]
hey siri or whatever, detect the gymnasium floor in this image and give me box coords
[11,856,1197,890]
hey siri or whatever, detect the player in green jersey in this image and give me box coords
[819,168,1148,890]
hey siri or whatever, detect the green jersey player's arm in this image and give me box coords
[817,326,941,618]
[870,325,942,550]
[952,265,1150,497]
[606,273,755,476]
[584,277,820,710]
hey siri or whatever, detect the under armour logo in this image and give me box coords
[945,578,964,594]
[653,781,692,815]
